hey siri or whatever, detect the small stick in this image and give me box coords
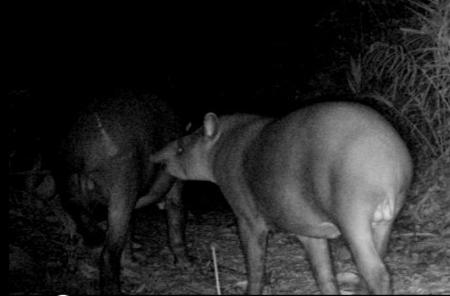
[211,243,221,295]
[395,232,437,237]
[9,170,52,176]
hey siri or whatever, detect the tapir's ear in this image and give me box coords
[203,113,220,139]
[185,122,192,132]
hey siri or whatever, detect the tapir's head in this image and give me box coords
[151,113,221,183]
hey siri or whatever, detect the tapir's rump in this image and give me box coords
[151,100,413,294]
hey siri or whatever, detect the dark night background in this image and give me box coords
[7,2,408,119]
[7,1,410,166]
[8,1,450,294]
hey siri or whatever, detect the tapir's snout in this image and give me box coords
[150,141,177,164]
[150,143,187,179]
[149,150,166,164]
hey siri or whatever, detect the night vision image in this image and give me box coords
[8,1,450,294]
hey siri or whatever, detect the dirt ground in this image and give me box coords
[8,183,450,294]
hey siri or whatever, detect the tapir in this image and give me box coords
[150,101,413,294]
[54,91,190,294]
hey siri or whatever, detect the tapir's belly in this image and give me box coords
[249,171,341,238]
[245,150,340,238]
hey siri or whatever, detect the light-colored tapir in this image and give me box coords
[150,101,413,294]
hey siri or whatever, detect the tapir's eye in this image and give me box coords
[176,145,184,155]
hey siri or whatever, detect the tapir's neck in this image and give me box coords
[209,114,272,183]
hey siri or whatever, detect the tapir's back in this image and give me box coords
[244,101,412,235]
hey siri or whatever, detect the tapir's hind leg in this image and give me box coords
[372,221,393,259]
[297,235,339,294]
[337,205,392,294]
[100,156,139,294]
[371,190,406,258]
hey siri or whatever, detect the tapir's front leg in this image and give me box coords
[237,216,269,294]
[165,180,191,266]
[99,159,138,294]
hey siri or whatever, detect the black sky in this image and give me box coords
[8,4,335,90]
[8,2,358,138]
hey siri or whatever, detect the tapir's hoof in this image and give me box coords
[337,272,367,294]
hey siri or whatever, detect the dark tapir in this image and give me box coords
[55,91,190,294]
[150,101,413,294]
